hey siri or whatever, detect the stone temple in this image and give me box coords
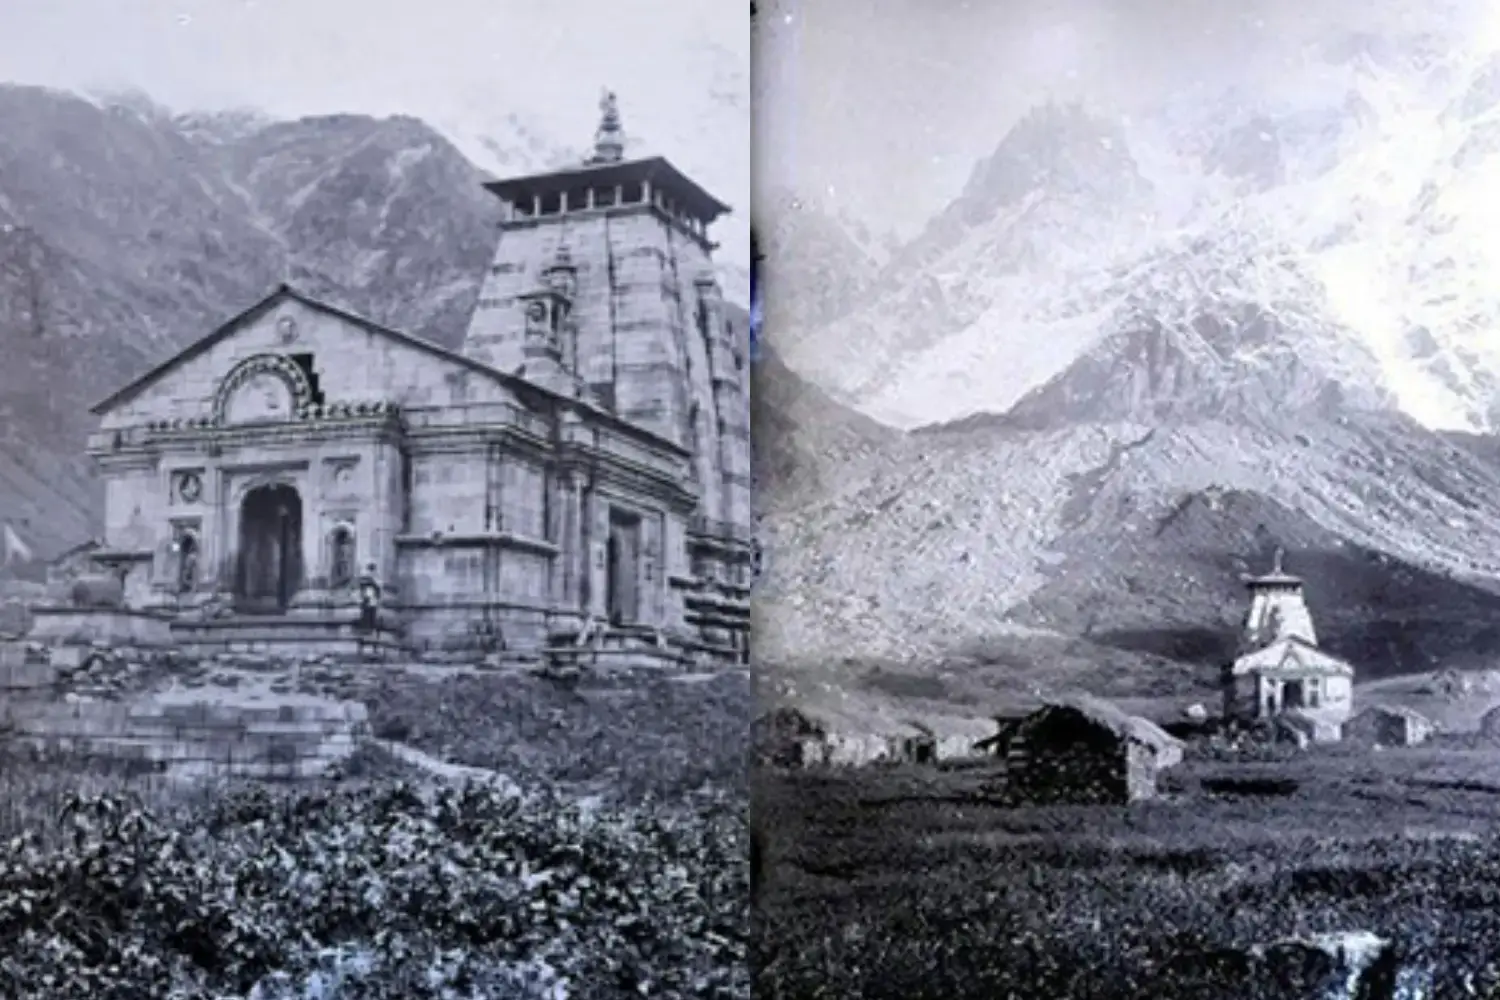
[75,95,752,667]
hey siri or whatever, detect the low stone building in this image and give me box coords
[915,716,997,761]
[1342,704,1435,747]
[752,705,983,769]
[1222,550,1354,739]
[1004,696,1185,804]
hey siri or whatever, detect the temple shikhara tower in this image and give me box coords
[1222,549,1355,740]
[76,94,752,666]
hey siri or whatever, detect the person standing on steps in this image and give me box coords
[357,563,381,635]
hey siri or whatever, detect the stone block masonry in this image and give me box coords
[0,643,369,780]
[5,695,369,780]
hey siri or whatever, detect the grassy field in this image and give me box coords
[753,740,1500,999]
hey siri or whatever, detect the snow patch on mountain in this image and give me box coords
[779,35,1500,433]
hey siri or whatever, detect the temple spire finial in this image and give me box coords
[1271,546,1285,575]
[588,89,625,165]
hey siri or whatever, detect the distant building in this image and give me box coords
[1222,549,1354,738]
[752,705,991,769]
[1003,696,1185,804]
[1342,705,1434,747]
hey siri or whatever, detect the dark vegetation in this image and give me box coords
[359,668,750,805]
[0,662,751,998]
[753,746,1500,998]
[0,771,744,999]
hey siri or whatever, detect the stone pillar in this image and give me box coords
[215,472,237,600]
[547,470,568,605]
[586,490,609,620]
[641,513,662,625]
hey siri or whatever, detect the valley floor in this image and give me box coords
[753,741,1500,999]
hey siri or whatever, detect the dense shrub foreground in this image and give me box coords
[0,782,747,1000]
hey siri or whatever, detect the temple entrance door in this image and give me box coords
[605,508,641,626]
[236,484,303,613]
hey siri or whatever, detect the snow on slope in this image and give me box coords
[777,33,1500,433]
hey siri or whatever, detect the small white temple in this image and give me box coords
[1221,548,1354,740]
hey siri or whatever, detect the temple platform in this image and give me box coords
[544,624,694,672]
[169,613,406,661]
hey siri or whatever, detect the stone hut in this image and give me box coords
[918,716,998,761]
[752,705,915,768]
[1004,696,1185,804]
[752,705,823,769]
[1342,705,1435,747]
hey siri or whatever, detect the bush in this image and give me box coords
[0,782,748,999]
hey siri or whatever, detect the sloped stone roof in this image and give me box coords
[1231,635,1354,678]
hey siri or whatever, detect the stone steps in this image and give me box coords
[171,615,405,659]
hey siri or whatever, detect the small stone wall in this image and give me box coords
[27,606,174,648]
[0,643,369,780]
[5,696,369,780]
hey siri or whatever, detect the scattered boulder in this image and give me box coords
[1167,931,1398,999]
[1478,705,1500,741]
[69,575,124,610]
[1433,667,1471,698]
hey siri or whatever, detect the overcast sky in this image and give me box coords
[0,0,748,267]
[756,0,1489,238]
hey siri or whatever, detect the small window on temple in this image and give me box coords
[621,181,644,204]
[594,186,617,208]
[566,186,590,211]
[539,191,563,215]
[290,353,324,406]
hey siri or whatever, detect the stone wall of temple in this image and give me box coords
[462,208,716,453]
[96,297,513,432]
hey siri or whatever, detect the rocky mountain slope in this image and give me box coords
[755,187,892,334]
[0,85,744,564]
[750,342,897,517]
[758,22,1500,705]
[755,254,1500,702]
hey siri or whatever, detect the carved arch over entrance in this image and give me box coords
[213,353,314,427]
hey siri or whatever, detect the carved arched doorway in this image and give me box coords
[236,484,304,613]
